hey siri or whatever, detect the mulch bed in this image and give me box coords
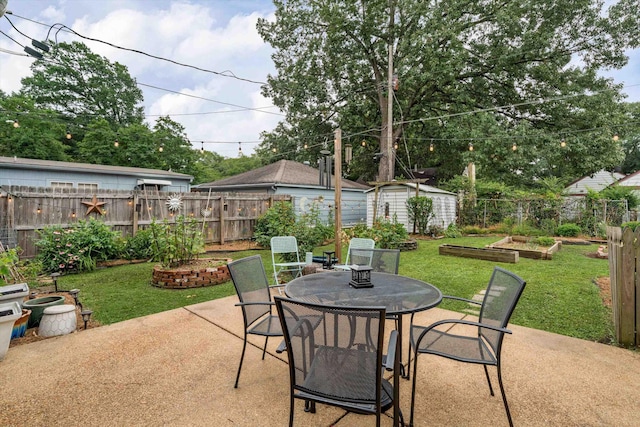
[9,290,100,348]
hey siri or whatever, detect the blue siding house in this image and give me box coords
[193,160,370,226]
[0,156,193,192]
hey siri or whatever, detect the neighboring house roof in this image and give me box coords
[614,169,640,189]
[563,170,625,195]
[364,181,455,196]
[194,159,370,191]
[0,156,193,181]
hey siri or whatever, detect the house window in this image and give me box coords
[78,183,98,192]
[50,181,73,190]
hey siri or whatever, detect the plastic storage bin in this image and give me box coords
[0,283,29,308]
[0,301,22,360]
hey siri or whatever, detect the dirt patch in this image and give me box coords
[594,277,611,307]
[205,240,262,252]
[9,291,100,348]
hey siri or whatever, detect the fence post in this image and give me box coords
[608,226,638,346]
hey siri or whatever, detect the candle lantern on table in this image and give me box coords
[349,265,373,288]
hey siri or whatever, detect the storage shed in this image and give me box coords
[366,182,457,232]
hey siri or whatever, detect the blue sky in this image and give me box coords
[1,1,638,158]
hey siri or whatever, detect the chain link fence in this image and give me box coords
[458,196,630,235]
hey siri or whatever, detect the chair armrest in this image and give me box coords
[234,301,275,307]
[384,330,398,371]
[443,295,482,305]
[413,319,511,347]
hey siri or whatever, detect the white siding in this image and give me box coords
[564,170,624,195]
[366,183,457,231]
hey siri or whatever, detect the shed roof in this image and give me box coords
[364,181,455,195]
[194,159,370,191]
[563,170,625,195]
[0,156,193,181]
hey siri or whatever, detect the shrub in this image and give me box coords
[371,217,409,249]
[621,221,640,231]
[533,236,556,246]
[444,223,462,238]
[253,201,297,248]
[123,228,155,260]
[511,222,544,236]
[148,215,204,268]
[0,247,20,285]
[253,202,331,256]
[406,196,435,235]
[36,218,122,273]
[556,223,581,237]
[461,225,486,235]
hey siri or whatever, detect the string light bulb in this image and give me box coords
[468,143,474,151]
[71,211,76,218]
[37,205,41,214]
[238,142,242,154]
[613,133,619,142]
[200,141,204,153]
[361,140,366,147]
[272,147,277,153]
[66,129,72,139]
[429,142,434,152]
[158,145,163,152]
[560,138,566,148]
[394,141,398,150]
[114,133,119,147]
[303,143,308,149]
[512,142,517,151]
[13,120,19,128]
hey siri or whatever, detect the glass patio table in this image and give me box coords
[285,271,443,427]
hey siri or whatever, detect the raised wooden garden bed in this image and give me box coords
[439,244,519,263]
[487,236,561,260]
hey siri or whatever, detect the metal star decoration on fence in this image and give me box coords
[81,195,107,215]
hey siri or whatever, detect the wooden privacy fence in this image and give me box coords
[0,186,291,258]
[607,226,640,347]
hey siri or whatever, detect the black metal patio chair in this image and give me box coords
[349,248,400,274]
[228,255,284,388]
[274,296,401,427]
[409,266,526,427]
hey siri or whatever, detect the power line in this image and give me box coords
[9,13,267,85]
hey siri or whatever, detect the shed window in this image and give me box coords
[78,183,98,192]
[50,181,73,190]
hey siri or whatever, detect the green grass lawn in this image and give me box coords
[50,239,613,343]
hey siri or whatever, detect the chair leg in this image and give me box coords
[262,336,269,360]
[497,364,514,427]
[234,332,248,388]
[289,394,295,427]
[409,350,420,427]
[483,365,495,396]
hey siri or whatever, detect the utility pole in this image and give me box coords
[334,128,342,261]
[385,0,395,182]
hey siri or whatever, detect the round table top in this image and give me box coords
[285,271,442,315]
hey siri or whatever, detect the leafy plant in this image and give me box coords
[406,196,435,235]
[36,218,122,273]
[444,223,462,238]
[148,216,204,268]
[621,221,640,231]
[253,201,297,248]
[557,223,582,237]
[533,236,556,246]
[0,247,20,285]
[122,228,155,260]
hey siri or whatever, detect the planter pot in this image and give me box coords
[0,301,21,360]
[11,309,31,339]
[22,296,66,328]
[0,283,29,308]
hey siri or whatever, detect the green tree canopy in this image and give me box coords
[0,94,70,160]
[20,41,144,130]
[257,0,639,186]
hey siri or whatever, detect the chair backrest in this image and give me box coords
[274,296,386,409]
[345,238,375,264]
[478,267,526,355]
[228,255,272,328]
[271,236,301,263]
[351,248,400,274]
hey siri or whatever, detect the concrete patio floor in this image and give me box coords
[0,292,639,427]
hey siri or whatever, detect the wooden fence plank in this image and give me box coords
[2,186,291,258]
[620,227,636,345]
